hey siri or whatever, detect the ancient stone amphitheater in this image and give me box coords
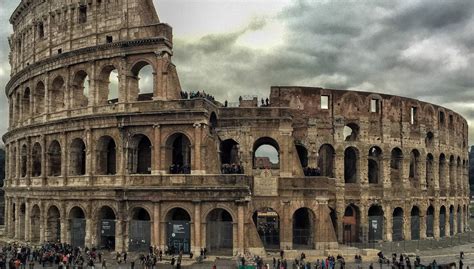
[2,0,470,255]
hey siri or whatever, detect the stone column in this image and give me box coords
[152,125,161,174]
[14,198,20,239]
[433,204,440,239]
[153,202,161,246]
[85,129,92,176]
[60,133,67,179]
[40,136,46,185]
[237,202,245,253]
[40,202,46,243]
[280,201,292,249]
[419,208,427,240]
[192,123,203,174]
[359,204,368,243]
[116,219,125,252]
[336,200,345,243]
[403,205,411,240]
[419,156,427,190]
[384,204,392,242]
[85,218,94,248]
[25,200,30,242]
[193,202,202,254]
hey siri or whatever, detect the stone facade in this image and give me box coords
[2,0,470,255]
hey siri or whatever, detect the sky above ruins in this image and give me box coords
[0,0,473,146]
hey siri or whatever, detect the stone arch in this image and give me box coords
[71,70,89,108]
[209,112,218,133]
[50,76,65,112]
[131,60,155,101]
[32,143,42,177]
[11,146,17,178]
[20,144,27,178]
[165,207,192,254]
[166,132,192,174]
[426,153,434,188]
[344,146,359,183]
[128,134,152,174]
[30,204,41,243]
[34,81,45,114]
[439,153,447,191]
[457,205,462,234]
[423,104,436,124]
[96,136,117,175]
[456,157,462,193]
[220,139,242,174]
[390,147,403,184]
[410,206,420,240]
[97,205,117,250]
[21,87,31,120]
[368,146,382,184]
[449,155,456,192]
[129,207,152,252]
[206,208,233,254]
[18,203,26,240]
[318,144,335,177]
[69,206,86,247]
[47,140,62,177]
[449,205,455,236]
[368,204,384,242]
[98,65,120,104]
[46,205,61,242]
[340,92,363,116]
[253,137,280,169]
[343,122,360,141]
[292,207,315,249]
[426,205,435,237]
[295,143,309,170]
[252,207,280,249]
[425,131,434,148]
[70,138,86,176]
[343,204,360,243]
[409,149,421,187]
[440,205,447,237]
[392,207,404,241]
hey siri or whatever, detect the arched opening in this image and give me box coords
[253,208,280,249]
[449,205,455,236]
[166,208,192,254]
[48,140,62,177]
[34,82,45,114]
[426,205,434,237]
[31,205,41,243]
[390,148,403,184]
[206,209,233,255]
[209,112,218,134]
[392,207,404,241]
[457,205,462,234]
[292,208,315,249]
[51,76,65,112]
[128,135,152,174]
[368,146,382,184]
[70,138,86,176]
[21,88,31,120]
[166,133,192,174]
[318,144,335,177]
[425,132,434,147]
[98,206,116,251]
[131,62,154,101]
[71,70,89,108]
[411,206,420,240]
[11,147,17,179]
[220,139,242,174]
[344,147,358,183]
[11,203,16,236]
[343,205,360,243]
[439,154,447,191]
[368,205,384,242]
[19,204,26,240]
[253,137,280,169]
[69,207,86,247]
[20,145,27,178]
[32,143,42,177]
[296,144,315,176]
[440,206,446,237]
[343,123,359,141]
[426,154,434,188]
[409,149,421,187]
[129,208,151,252]
[96,136,116,175]
[449,156,456,192]
[98,66,119,104]
[46,206,61,242]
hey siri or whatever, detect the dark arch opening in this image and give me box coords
[318,144,335,177]
[344,147,358,183]
[409,149,421,187]
[411,206,420,240]
[253,208,280,249]
[32,143,42,177]
[368,146,382,184]
[440,205,447,237]
[392,207,404,241]
[130,208,151,252]
[47,206,61,242]
[129,135,152,174]
[253,137,280,169]
[390,148,403,184]
[34,82,45,114]
[20,145,27,178]
[292,208,315,249]
[220,139,242,174]
[368,205,384,242]
[71,70,89,108]
[167,133,192,174]
[167,208,192,254]
[131,61,154,101]
[343,205,360,243]
[48,140,62,177]
[97,136,116,175]
[206,208,233,254]
[98,206,116,251]
[70,138,86,176]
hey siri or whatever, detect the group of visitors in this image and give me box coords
[221,163,244,174]
[180,91,215,102]
[169,164,191,174]
[303,167,321,177]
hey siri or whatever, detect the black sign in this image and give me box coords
[101,220,116,237]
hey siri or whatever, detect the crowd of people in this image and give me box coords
[303,167,321,177]
[169,164,191,174]
[180,91,215,102]
[221,163,244,174]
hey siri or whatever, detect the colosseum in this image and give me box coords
[2,0,470,255]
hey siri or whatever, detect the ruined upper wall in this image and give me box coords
[8,0,169,76]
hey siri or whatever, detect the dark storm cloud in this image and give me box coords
[172,0,474,143]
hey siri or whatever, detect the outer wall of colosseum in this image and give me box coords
[2,0,470,255]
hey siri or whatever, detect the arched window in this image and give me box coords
[449,155,456,191]
[368,146,382,184]
[409,149,420,186]
[343,123,359,141]
[253,137,280,169]
[344,147,358,183]
[166,133,192,174]
[96,136,116,175]
[20,145,27,178]
[368,205,384,242]
[50,77,65,112]
[48,140,62,177]
[318,144,335,177]
[293,208,315,249]
[439,154,447,191]
[34,82,45,114]
[70,138,86,176]
[71,71,89,108]
[220,139,242,174]
[21,88,31,120]
[426,154,434,188]
[343,204,360,243]
[392,207,404,241]
[98,65,119,105]
[32,143,42,177]
[131,61,154,101]
[390,148,403,183]
[425,132,434,148]
[128,135,152,174]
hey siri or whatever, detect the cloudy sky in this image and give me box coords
[0,0,473,145]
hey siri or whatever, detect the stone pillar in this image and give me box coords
[384,204,392,242]
[192,123,203,174]
[40,136,46,185]
[359,204,368,243]
[433,204,440,239]
[445,209,451,237]
[14,198,20,240]
[336,200,345,243]
[25,200,30,242]
[153,202,161,246]
[116,219,125,252]
[85,129,92,176]
[85,218,94,248]
[40,202,46,243]
[237,203,245,253]
[60,133,67,179]
[61,214,69,244]
[419,156,427,190]
[403,205,411,240]
[152,125,161,174]
[280,201,292,249]
[419,208,427,240]
[193,202,202,254]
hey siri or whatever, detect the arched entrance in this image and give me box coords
[166,208,191,254]
[368,205,384,242]
[96,136,117,175]
[166,133,192,174]
[426,206,434,237]
[253,208,280,249]
[449,205,454,236]
[46,206,61,242]
[206,209,233,254]
[128,134,152,174]
[457,206,462,234]
[410,206,420,240]
[31,205,41,243]
[19,204,26,240]
[292,208,315,249]
[129,208,151,252]
[253,137,280,169]
[343,205,360,243]
[392,207,403,241]
[440,206,446,237]
[69,207,86,247]
[98,206,116,250]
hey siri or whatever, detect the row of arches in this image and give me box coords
[11,61,154,124]
[343,203,468,243]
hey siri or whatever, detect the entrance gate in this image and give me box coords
[167,221,191,254]
[392,216,403,241]
[426,214,434,237]
[99,219,116,250]
[70,218,86,247]
[411,215,420,240]
[368,216,383,242]
[129,220,150,252]
[207,221,232,254]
